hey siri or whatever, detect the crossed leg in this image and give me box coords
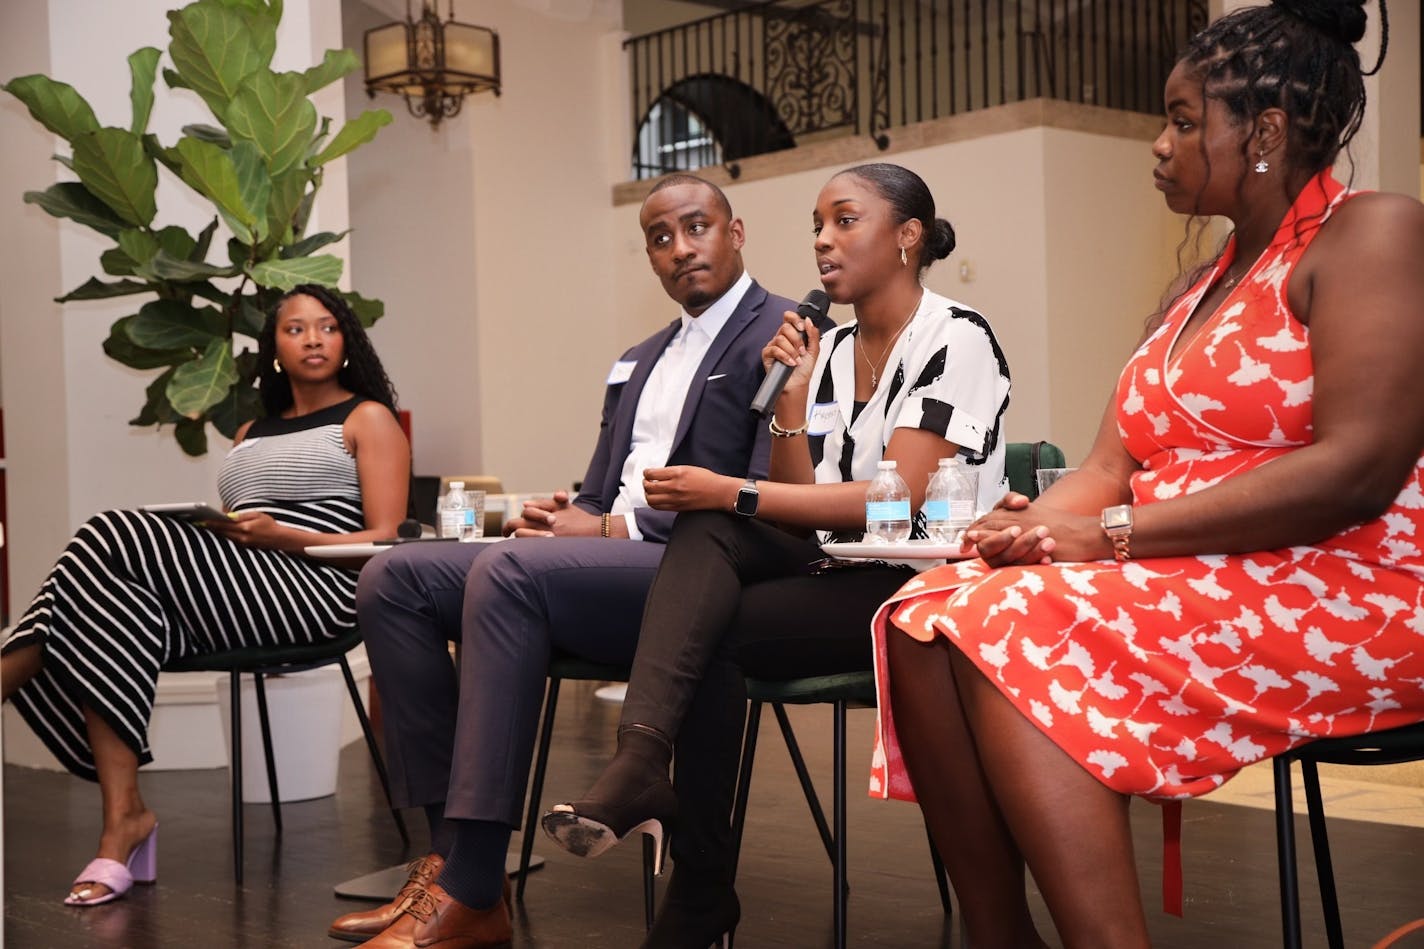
[69,707,158,902]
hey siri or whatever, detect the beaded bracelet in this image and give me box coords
[600,513,611,538]
[768,415,808,438]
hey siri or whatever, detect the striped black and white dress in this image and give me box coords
[2,396,369,780]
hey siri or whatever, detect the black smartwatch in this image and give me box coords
[734,478,759,517]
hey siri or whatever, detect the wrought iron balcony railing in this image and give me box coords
[627,0,1209,181]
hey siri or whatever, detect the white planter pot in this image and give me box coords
[215,665,345,803]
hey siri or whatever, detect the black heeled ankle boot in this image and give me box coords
[542,724,677,871]
[641,870,740,949]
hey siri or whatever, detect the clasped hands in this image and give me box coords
[504,491,605,538]
[965,493,1105,566]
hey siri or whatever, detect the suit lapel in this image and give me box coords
[668,282,767,456]
[603,320,681,498]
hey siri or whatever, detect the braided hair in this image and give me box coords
[1181,0,1388,175]
[256,284,399,418]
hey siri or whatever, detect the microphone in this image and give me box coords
[750,289,830,417]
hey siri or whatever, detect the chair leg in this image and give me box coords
[229,671,245,885]
[339,655,410,847]
[1302,759,1344,949]
[518,677,562,903]
[772,703,836,866]
[1273,755,1303,949]
[729,700,763,885]
[832,700,848,949]
[252,672,282,834]
[925,820,952,918]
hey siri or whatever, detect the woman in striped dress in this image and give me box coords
[1,284,410,905]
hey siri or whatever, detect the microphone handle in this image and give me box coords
[750,360,795,417]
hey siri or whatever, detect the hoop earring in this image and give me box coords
[272,358,282,373]
[899,246,908,266]
[1254,151,1269,174]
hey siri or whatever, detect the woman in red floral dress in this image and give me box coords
[871,2,1424,946]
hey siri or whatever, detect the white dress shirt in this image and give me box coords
[611,270,753,539]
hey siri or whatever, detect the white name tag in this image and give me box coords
[227,437,261,455]
[606,359,637,385]
[807,402,840,436]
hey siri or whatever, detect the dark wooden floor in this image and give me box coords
[6,680,1424,948]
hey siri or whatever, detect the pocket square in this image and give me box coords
[707,373,727,381]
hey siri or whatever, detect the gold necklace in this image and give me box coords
[856,299,919,391]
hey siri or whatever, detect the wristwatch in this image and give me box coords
[1101,504,1134,561]
[734,478,759,517]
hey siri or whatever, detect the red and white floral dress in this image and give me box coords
[870,170,1424,803]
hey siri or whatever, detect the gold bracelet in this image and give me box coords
[600,513,611,538]
[768,415,808,437]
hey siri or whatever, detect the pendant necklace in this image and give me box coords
[856,298,919,391]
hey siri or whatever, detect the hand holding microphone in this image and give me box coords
[750,289,830,416]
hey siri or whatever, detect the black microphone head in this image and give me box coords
[797,289,830,320]
[397,518,422,539]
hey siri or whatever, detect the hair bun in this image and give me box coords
[926,218,956,260]
[1272,0,1368,45]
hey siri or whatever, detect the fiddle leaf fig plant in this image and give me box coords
[3,0,392,456]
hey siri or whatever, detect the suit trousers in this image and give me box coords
[356,537,662,826]
[619,511,913,878]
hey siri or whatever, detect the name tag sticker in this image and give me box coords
[606,360,637,385]
[227,437,261,455]
[807,402,840,436]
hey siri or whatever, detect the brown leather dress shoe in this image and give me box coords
[409,882,512,949]
[328,854,446,943]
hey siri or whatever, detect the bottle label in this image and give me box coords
[949,499,975,522]
[865,500,911,523]
[922,499,949,523]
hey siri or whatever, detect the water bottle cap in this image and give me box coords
[877,460,897,470]
[449,481,465,490]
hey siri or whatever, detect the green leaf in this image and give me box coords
[107,320,189,372]
[128,299,227,349]
[235,294,268,337]
[58,277,152,302]
[155,225,198,261]
[174,417,209,456]
[282,229,347,259]
[190,280,229,305]
[168,337,239,417]
[127,47,162,136]
[209,380,263,438]
[265,168,307,244]
[3,75,100,142]
[312,109,392,167]
[23,182,126,238]
[248,254,342,291]
[193,217,219,261]
[174,137,253,242]
[162,67,191,91]
[130,367,183,424]
[340,289,384,327]
[296,48,359,95]
[72,128,158,227]
[167,2,274,115]
[229,141,271,243]
[141,133,183,176]
[150,249,241,281]
[117,229,161,270]
[53,153,75,172]
[181,123,232,146]
[225,70,317,177]
[101,246,141,276]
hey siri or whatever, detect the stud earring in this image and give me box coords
[273,358,282,373]
[1254,151,1269,174]
[342,357,349,369]
[899,246,908,266]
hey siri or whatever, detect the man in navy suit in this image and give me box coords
[336,176,818,946]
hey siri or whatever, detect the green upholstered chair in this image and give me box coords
[518,653,657,929]
[1273,721,1424,949]
[727,441,1067,949]
[162,627,408,882]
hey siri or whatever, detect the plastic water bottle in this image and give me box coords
[865,460,912,543]
[923,457,978,543]
[439,481,477,542]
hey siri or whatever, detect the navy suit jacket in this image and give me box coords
[572,280,818,544]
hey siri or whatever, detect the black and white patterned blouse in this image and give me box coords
[804,288,1011,535]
